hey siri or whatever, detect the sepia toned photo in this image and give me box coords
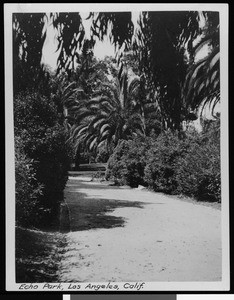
[5,4,229,291]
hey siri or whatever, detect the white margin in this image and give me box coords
[5,3,229,292]
[178,295,234,300]
[5,3,16,291]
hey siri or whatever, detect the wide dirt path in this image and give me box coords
[59,176,221,282]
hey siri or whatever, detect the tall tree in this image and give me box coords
[183,12,220,116]
[13,13,49,95]
[53,11,219,130]
[132,11,203,130]
[70,67,145,153]
[13,11,220,129]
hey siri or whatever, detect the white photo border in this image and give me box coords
[5,3,229,292]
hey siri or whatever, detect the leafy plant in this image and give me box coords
[106,137,150,187]
[144,131,189,193]
[14,91,72,228]
[13,11,220,131]
[15,137,44,227]
[95,142,111,163]
[106,121,221,203]
[183,12,220,116]
[70,67,146,154]
[175,119,221,202]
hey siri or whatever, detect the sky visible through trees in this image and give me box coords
[7,5,228,288]
[12,9,222,130]
[41,11,208,71]
[40,10,218,122]
[41,11,143,70]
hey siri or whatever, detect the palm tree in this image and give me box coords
[14,11,220,129]
[70,67,146,154]
[183,13,220,116]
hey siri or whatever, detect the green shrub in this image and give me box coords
[124,138,150,187]
[144,131,190,193]
[14,91,72,228]
[107,122,220,202]
[15,137,44,227]
[33,125,70,215]
[106,119,220,202]
[144,126,220,201]
[95,144,110,163]
[105,140,129,185]
[175,124,221,202]
[106,137,150,187]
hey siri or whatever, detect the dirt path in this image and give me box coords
[58,176,221,282]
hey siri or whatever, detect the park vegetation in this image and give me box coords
[13,10,221,231]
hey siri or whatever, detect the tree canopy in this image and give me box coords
[70,67,146,153]
[13,10,220,130]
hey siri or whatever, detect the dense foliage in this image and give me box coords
[70,67,146,154]
[15,137,43,227]
[175,119,220,201]
[13,13,50,95]
[14,92,72,228]
[106,119,221,202]
[13,11,221,231]
[13,10,221,286]
[13,11,220,130]
[144,131,190,193]
[105,137,150,187]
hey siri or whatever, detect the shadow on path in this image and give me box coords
[66,178,132,191]
[64,179,149,232]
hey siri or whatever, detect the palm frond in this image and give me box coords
[183,46,220,115]
[100,124,110,135]
[69,65,147,152]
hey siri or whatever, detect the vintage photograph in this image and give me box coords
[5,4,229,291]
